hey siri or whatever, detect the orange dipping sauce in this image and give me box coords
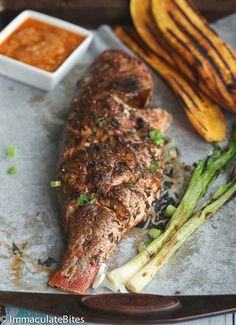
[0,18,86,72]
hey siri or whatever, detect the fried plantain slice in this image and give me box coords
[151,0,236,112]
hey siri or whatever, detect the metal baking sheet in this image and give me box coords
[0,14,235,295]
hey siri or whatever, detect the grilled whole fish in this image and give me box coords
[48,50,170,294]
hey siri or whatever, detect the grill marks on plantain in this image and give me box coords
[167,0,236,94]
[143,15,198,83]
[168,12,226,87]
[172,0,236,85]
[123,27,151,58]
[170,77,199,109]
[144,22,188,74]
[124,27,170,69]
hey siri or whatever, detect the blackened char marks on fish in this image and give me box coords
[75,50,154,108]
[48,50,170,294]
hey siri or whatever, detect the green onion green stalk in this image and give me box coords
[107,123,236,287]
[127,181,236,292]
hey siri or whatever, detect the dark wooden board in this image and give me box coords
[0,292,235,324]
[0,0,236,29]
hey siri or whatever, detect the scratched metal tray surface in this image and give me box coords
[0,14,235,296]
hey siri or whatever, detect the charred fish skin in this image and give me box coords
[48,50,170,294]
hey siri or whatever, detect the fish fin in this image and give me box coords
[48,264,99,294]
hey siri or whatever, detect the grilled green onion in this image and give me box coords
[107,123,236,288]
[127,181,236,292]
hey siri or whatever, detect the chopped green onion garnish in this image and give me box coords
[76,194,96,206]
[6,146,17,157]
[164,204,176,217]
[149,130,163,139]
[131,128,137,134]
[148,228,163,239]
[149,161,160,174]
[96,118,106,129]
[7,166,16,175]
[155,138,164,145]
[50,180,62,188]
[149,130,164,146]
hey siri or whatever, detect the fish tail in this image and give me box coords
[48,264,99,294]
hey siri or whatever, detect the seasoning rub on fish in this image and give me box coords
[48,50,170,294]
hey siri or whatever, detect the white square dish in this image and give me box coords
[0,10,93,91]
